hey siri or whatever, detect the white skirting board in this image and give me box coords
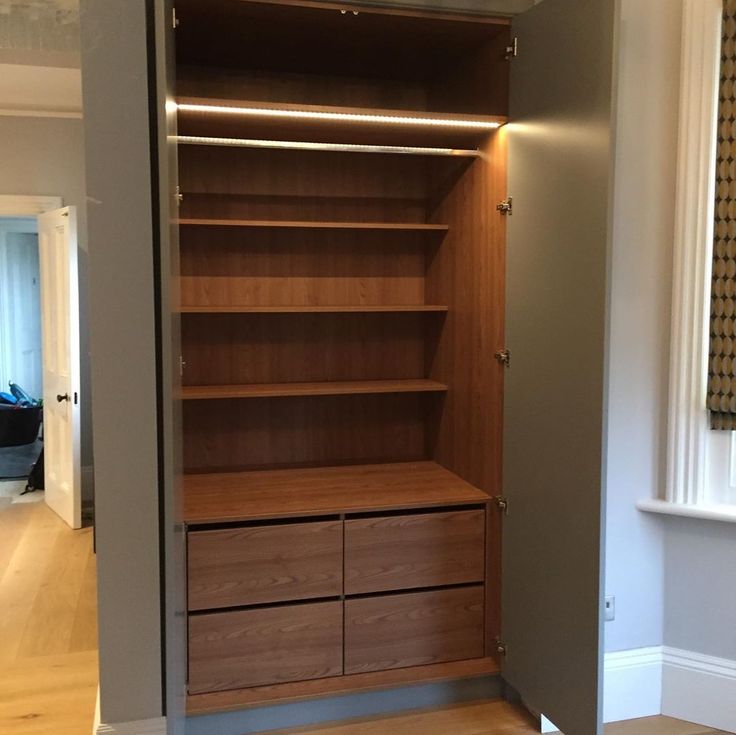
[661,647,736,733]
[541,646,736,733]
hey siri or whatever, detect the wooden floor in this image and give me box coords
[275,700,730,735]
[0,498,98,735]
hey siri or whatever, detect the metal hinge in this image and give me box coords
[179,355,186,376]
[494,348,511,367]
[495,637,508,657]
[496,197,513,215]
[505,37,518,60]
[176,186,183,205]
[493,496,509,515]
[172,7,179,28]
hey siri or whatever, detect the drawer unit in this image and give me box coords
[344,509,485,595]
[188,600,343,694]
[188,520,343,610]
[344,585,484,674]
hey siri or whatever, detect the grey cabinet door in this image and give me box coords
[502,1,618,733]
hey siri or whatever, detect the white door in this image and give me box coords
[502,0,618,733]
[38,207,81,529]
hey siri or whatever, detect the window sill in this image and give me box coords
[636,498,736,524]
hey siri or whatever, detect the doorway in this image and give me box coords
[0,215,44,502]
[0,195,97,734]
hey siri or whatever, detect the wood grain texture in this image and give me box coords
[344,586,484,674]
[188,600,343,694]
[179,224,435,309]
[180,306,448,313]
[426,129,508,650]
[188,521,342,610]
[177,146,441,223]
[266,699,535,735]
[345,510,485,595]
[182,379,448,400]
[178,218,448,230]
[177,96,506,148]
[269,702,731,735]
[186,656,499,714]
[181,312,430,386]
[182,393,430,472]
[0,502,98,735]
[175,0,508,112]
[184,461,490,524]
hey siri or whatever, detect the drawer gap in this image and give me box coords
[345,580,482,601]
[187,513,341,531]
[189,594,343,616]
[344,503,486,520]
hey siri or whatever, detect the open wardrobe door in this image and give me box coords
[501,1,618,733]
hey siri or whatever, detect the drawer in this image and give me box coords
[188,600,343,694]
[344,509,485,594]
[344,585,484,674]
[188,520,342,610]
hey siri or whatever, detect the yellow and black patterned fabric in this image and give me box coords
[708,1,736,430]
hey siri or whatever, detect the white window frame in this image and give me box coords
[637,0,736,523]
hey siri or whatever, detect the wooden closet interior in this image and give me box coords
[174,0,511,715]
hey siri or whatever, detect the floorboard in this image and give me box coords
[272,700,731,735]
[0,502,98,735]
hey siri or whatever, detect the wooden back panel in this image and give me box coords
[183,393,434,472]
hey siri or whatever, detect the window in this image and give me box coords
[637,0,736,522]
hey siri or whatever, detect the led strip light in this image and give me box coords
[176,135,481,157]
[175,102,502,130]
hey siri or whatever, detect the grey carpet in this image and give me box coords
[0,440,42,480]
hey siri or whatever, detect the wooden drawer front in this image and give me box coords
[344,586,484,675]
[188,600,343,694]
[344,509,485,595]
[188,521,342,610]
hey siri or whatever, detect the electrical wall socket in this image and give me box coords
[604,595,616,622]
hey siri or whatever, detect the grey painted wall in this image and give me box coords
[80,0,164,724]
[0,115,93,476]
[603,0,681,653]
[664,517,736,660]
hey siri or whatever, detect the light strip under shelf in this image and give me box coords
[176,135,481,157]
[176,102,502,130]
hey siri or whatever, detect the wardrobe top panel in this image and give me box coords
[175,0,509,81]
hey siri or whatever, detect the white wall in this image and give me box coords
[604,0,682,654]
[0,116,93,471]
[607,0,736,685]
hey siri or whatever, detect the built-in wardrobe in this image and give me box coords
[159,2,617,733]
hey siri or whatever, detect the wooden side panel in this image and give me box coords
[182,313,431,385]
[188,600,343,694]
[344,509,485,595]
[344,586,484,674]
[426,129,507,651]
[188,521,343,610]
[182,393,431,472]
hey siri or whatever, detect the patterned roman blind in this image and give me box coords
[708,0,736,430]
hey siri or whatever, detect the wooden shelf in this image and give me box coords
[180,305,449,314]
[178,218,449,231]
[186,655,499,714]
[182,379,448,401]
[183,461,490,524]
